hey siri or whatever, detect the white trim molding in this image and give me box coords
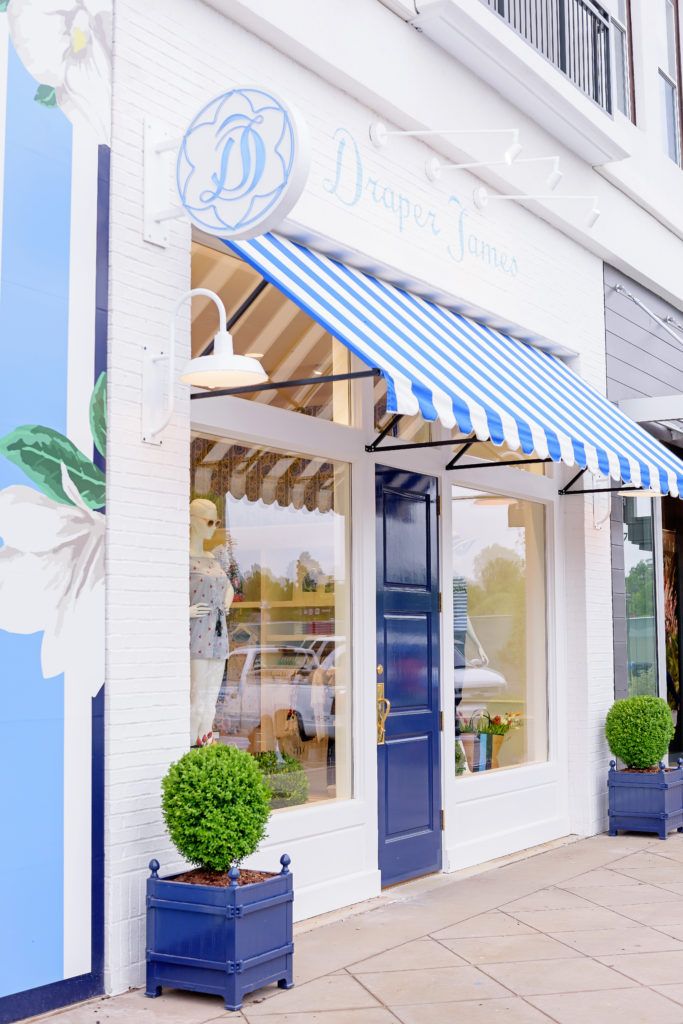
[411,0,631,165]
[617,394,683,423]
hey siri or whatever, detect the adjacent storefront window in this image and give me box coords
[452,487,548,775]
[190,434,352,807]
[623,496,658,696]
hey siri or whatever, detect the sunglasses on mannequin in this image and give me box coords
[198,516,219,527]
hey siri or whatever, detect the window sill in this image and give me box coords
[412,0,632,166]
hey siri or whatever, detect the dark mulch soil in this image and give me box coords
[620,766,673,773]
[172,868,274,887]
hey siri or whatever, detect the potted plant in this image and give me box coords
[459,709,522,772]
[606,694,683,840]
[145,744,294,1011]
[254,750,310,808]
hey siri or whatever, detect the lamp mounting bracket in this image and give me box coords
[143,117,185,248]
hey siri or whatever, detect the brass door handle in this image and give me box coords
[376,681,391,745]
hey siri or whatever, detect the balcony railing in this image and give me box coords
[481,0,612,113]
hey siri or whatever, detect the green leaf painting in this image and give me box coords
[0,2,9,13]
[89,372,107,458]
[0,426,106,509]
[34,84,57,108]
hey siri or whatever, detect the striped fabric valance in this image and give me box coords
[223,232,683,497]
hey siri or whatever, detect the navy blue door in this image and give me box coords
[376,467,441,886]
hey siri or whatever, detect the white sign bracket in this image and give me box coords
[143,117,185,247]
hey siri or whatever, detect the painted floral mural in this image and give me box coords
[0,374,106,695]
[0,0,110,1007]
[3,0,112,143]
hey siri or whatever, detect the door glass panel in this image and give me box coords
[452,486,548,775]
[623,496,658,696]
[191,434,352,806]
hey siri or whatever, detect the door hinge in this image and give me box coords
[439,710,444,732]
[436,494,441,516]
[438,591,442,613]
[440,809,445,831]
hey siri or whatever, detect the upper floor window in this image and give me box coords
[660,0,683,164]
[612,0,636,122]
[481,0,613,113]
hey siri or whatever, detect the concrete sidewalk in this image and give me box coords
[30,832,683,1024]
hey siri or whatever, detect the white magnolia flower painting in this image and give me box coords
[0,373,106,698]
[3,0,112,145]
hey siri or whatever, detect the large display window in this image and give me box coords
[190,434,352,807]
[452,486,548,775]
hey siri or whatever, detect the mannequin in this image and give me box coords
[189,498,234,746]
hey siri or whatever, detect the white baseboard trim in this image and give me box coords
[292,868,382,923]
[445,816,571,872]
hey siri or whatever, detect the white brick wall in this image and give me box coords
[106,0,617,993]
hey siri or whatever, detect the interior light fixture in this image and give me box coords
[473,186,600,227]
[369,122,521,150]
[473,495,516,506]
[142,287,268,444]
[617,488,662,499]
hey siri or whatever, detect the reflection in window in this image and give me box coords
[452,487,547,775]
[624,496,658,696]
[191,434,352,808]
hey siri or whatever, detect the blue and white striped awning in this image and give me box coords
[224,232,683,497]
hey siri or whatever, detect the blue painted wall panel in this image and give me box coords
[0,43,72,998]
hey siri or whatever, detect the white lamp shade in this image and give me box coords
[180,330,268,390]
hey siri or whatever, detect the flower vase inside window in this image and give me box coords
[452,487,548,776]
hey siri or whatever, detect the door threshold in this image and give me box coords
[382,868,441,891]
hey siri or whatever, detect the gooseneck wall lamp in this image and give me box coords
[369,122,522,162]
[142,288,268,444]
[472,186,601,228]
[426,154,562,189]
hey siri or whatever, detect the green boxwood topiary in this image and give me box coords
[161,744,271,872]
[605,695,674,770]
[253,751,310,809]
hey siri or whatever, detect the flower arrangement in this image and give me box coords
[460,709,523,735]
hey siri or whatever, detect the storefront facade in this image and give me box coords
[105,0,634,998]
[4,1,683,1020]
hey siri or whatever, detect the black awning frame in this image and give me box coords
[191,367,380,401]
[192,385,650,497]
[365,414,552,471]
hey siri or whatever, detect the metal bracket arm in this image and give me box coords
[559,466,650,495]
[191,368,379,401]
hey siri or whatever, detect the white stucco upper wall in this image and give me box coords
[210,0,683,312]
[135,0,608,373]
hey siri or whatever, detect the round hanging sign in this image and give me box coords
[176,87,310,238]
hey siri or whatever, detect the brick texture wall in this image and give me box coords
[106,0,614,992]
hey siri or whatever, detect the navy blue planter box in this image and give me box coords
[608,760,683,840]
[145,855,293,1011]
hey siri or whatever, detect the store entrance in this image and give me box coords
[375,466,442,886]
[663,497,683,755]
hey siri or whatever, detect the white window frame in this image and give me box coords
[660,0,682,165]
[192,364,566,876]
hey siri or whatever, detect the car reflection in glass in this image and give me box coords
[213,645,338,746]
